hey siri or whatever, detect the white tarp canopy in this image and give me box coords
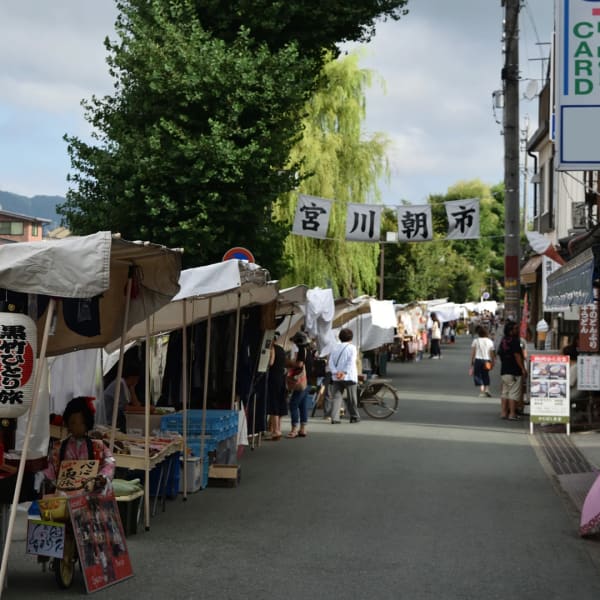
[112,259,277,344]
[0,232,182,356]
[427,302,464,323]
[335,312,395,352]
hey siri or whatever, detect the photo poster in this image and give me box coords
[26,520,65,559]
[529,355,570,424]
[68,493,133,593]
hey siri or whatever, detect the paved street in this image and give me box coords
[4,335,600,599]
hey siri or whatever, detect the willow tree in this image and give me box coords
[274,53,389,297]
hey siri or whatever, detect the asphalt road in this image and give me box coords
[4,335,600,599]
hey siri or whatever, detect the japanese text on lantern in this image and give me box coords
[0,324,26,405]
[580,304,599,352]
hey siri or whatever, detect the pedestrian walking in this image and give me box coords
[285,331,312,438]
[497,321,527,420]
[265,333,287,441]
[469,326,495,397]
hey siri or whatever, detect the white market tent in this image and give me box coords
[0,231,182,586]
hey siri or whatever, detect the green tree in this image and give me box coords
[60,0,313,270]
[274,53,389,296]
[59,0,410,272]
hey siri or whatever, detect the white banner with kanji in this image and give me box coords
[292,194,332,239]
[397,205,432,242]
[445,198,480,240]
[345,203,383,242]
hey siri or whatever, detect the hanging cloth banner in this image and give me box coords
[292,194,332,239]
[345,203,383,242]
[0,312,37,418]
[397,205,432,242]
[445,198,480,240]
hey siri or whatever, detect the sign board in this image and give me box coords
[0,312,36,418]
[529,355,570,424]
[69,493,133,593]
[579,304,600,351]
[56,459,99,492]
[578,354,600,389]
[556,0,600,169]
[26,520,65,559]
[222,247,255,262]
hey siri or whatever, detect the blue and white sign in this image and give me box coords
[556,0,600,169]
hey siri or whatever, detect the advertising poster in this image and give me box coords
[529,355,570,424]
[68,493,133,593]
[577,355,600,390]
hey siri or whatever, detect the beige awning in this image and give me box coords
[521,255,543,285]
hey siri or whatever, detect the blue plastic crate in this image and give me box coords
[161,410,238,438]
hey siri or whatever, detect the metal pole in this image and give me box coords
[502,0,521,322]
[379,242,384,300]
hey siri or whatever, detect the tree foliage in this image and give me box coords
[58,0,410,272]
[274,53,389,297]
[382,180,506,303]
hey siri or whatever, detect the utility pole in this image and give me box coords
[502,0,521,322]
[521,115,530,233]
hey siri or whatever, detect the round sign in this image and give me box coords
[482,292,490,300]
[0,312,37,418]
[222,247,255,262]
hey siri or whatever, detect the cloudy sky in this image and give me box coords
[0,0,553,205]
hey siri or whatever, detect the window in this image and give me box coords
[31,224,39,236]
[0,221,24,235]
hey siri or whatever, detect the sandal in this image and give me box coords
[286,431,299,438]
[298,431,307,437]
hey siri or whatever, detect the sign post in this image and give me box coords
[556,0,600,169]
[222,247,255,263]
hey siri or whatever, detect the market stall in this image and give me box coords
[109,259,278,493]
[0,231,182,585]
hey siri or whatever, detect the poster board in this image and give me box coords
[577,355,600,391]
[26,520,65,559]
[529,355,570,424]
[68,493,133,593]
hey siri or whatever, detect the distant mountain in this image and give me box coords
[0,190,63,230]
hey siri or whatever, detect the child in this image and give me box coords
[43,397,115,491]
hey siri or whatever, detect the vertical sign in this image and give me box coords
[579,304,600,351]
[0,313,36,418]
[556,0,600,169]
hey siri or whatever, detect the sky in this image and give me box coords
[0,0,554,205]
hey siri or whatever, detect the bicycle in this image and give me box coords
[311,375,399,420]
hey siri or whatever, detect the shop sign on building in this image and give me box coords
[579,303,600,351]
[0,312,36,418]
[556,0,600,169]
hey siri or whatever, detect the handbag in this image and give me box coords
[483,360,493,371]
[286,365,307,392]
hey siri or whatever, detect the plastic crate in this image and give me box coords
[161,410,238,439]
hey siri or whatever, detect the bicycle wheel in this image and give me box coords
[360,382,399,419]
[53,530,76,588]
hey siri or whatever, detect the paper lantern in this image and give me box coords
[0,313,37,418]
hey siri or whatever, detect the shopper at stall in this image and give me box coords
[328,328,359,424]
[286,331,313,438]
[103,360,143,433]
[266,333,287,441]
[497,321,527,420]
[43,396,115,490]
[469,326,496,397]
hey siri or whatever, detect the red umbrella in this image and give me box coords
[580,472,600,536]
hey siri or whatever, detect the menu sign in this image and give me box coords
[578,355,600,391]
[529,355,570,424]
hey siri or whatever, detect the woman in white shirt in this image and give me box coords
[328,328,359,424]
[470,326,496,397]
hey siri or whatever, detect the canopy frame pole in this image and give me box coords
[230,293,241,411]
[181,300,188,500]
[109,273,134,453]
[144,317,151,531]
[200,298,212,488]
[0,298,56,589]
